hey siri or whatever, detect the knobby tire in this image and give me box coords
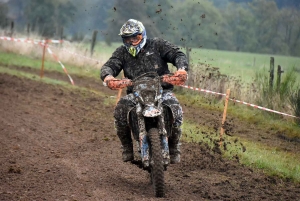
[149,128,165,197]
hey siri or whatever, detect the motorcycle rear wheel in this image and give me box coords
[149,128,165,197]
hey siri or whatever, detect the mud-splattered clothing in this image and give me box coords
[100,37,188,156]
[114,91,183,128]
[101,37,188,94]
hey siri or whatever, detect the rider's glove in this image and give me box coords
[162,69,188,86]
[103,75,132,90]
[174,69,188,82]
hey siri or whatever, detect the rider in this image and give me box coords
[100,19,188,164]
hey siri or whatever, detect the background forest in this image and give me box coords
[1,0,300,56]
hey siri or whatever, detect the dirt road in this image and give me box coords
[0,70,299,200]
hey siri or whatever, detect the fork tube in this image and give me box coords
[136,103,149,167]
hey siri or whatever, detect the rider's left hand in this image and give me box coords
[162,69,188,86]
[174,69,188,82]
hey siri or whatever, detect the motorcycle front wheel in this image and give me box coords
[148,128,165,197]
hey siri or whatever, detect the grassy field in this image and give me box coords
[84,41,300,83]
[190,48,300,82]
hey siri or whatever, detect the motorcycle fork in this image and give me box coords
[136,103,149,167]
[137,103,170,168]
[158,114,170,166]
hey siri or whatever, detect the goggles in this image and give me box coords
[122,34,142,46]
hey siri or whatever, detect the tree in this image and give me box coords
[6,0,26,29]
[24,0,76,37]
[278,7,300,56]
[0,3,9,28]
[249,0,281,53]
[68,0,114,40]
[104,0,175,45]
[221,2,257,52]
[169,0,223,49]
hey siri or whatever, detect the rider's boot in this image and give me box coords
[116,126,134,162]
[169,126,182,164]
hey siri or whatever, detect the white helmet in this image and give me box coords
[119,19,147,57]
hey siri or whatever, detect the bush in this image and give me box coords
[290,89,300,125]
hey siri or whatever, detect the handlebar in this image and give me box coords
[108,72,186,90]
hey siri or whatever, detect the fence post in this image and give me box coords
[269,57,274,89]
[116,72,125,105]
[220,89,230,146]
[27,23,30,39]
[10,21,14,37]
[91,30,98,57]
[276,65,284,91]
[4,18,8,35]
[186,46,190,65]
[60,26,64,47]
[40,40,47,78]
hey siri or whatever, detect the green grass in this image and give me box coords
[0,66,106,98]
[238,141,300,182]
[86,41,300,83]
[0,50,99,78]
[190,48,300,83]
[182,120,300,183]
[0,66,69,86]
[175,87,300,139]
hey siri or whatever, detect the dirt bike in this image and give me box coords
[112,71,185,197]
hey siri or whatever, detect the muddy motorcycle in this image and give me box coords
[120,72,178,197]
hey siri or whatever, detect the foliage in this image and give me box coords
[24,0,77,37]
[170,0,223,49]
[0,3,8,28]
[253,66,299,119]
[290,88,300,124]
[2,0,300,56]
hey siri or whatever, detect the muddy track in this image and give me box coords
[0,66,299,200]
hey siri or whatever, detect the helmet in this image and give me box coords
[119,19,147,57]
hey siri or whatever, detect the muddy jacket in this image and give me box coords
[100,37,189,94]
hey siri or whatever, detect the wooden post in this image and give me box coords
[220,89,230,146]
[5,18,8,29]
[91,30,98,57]
[60,26,64,47]
[10,21,14,37]
[116,74,125,105]
[116,89,122,105]
[27,23,30,39]
[276,65,284,91]
[40,40,47,78]
[269,57,274,89]
[186,46,190,65]
[35,17,40,34]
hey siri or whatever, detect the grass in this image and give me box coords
[0,66,70,86]
[0,66,106,98]
[0,50,99,78]
[182,120,300,183]
[238,141,300,182]
[175,87,300,138]
[87,41,300,83]
[189,48,300,83]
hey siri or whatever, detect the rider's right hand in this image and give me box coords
[103,75,132,90]
[162,69,188,86]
